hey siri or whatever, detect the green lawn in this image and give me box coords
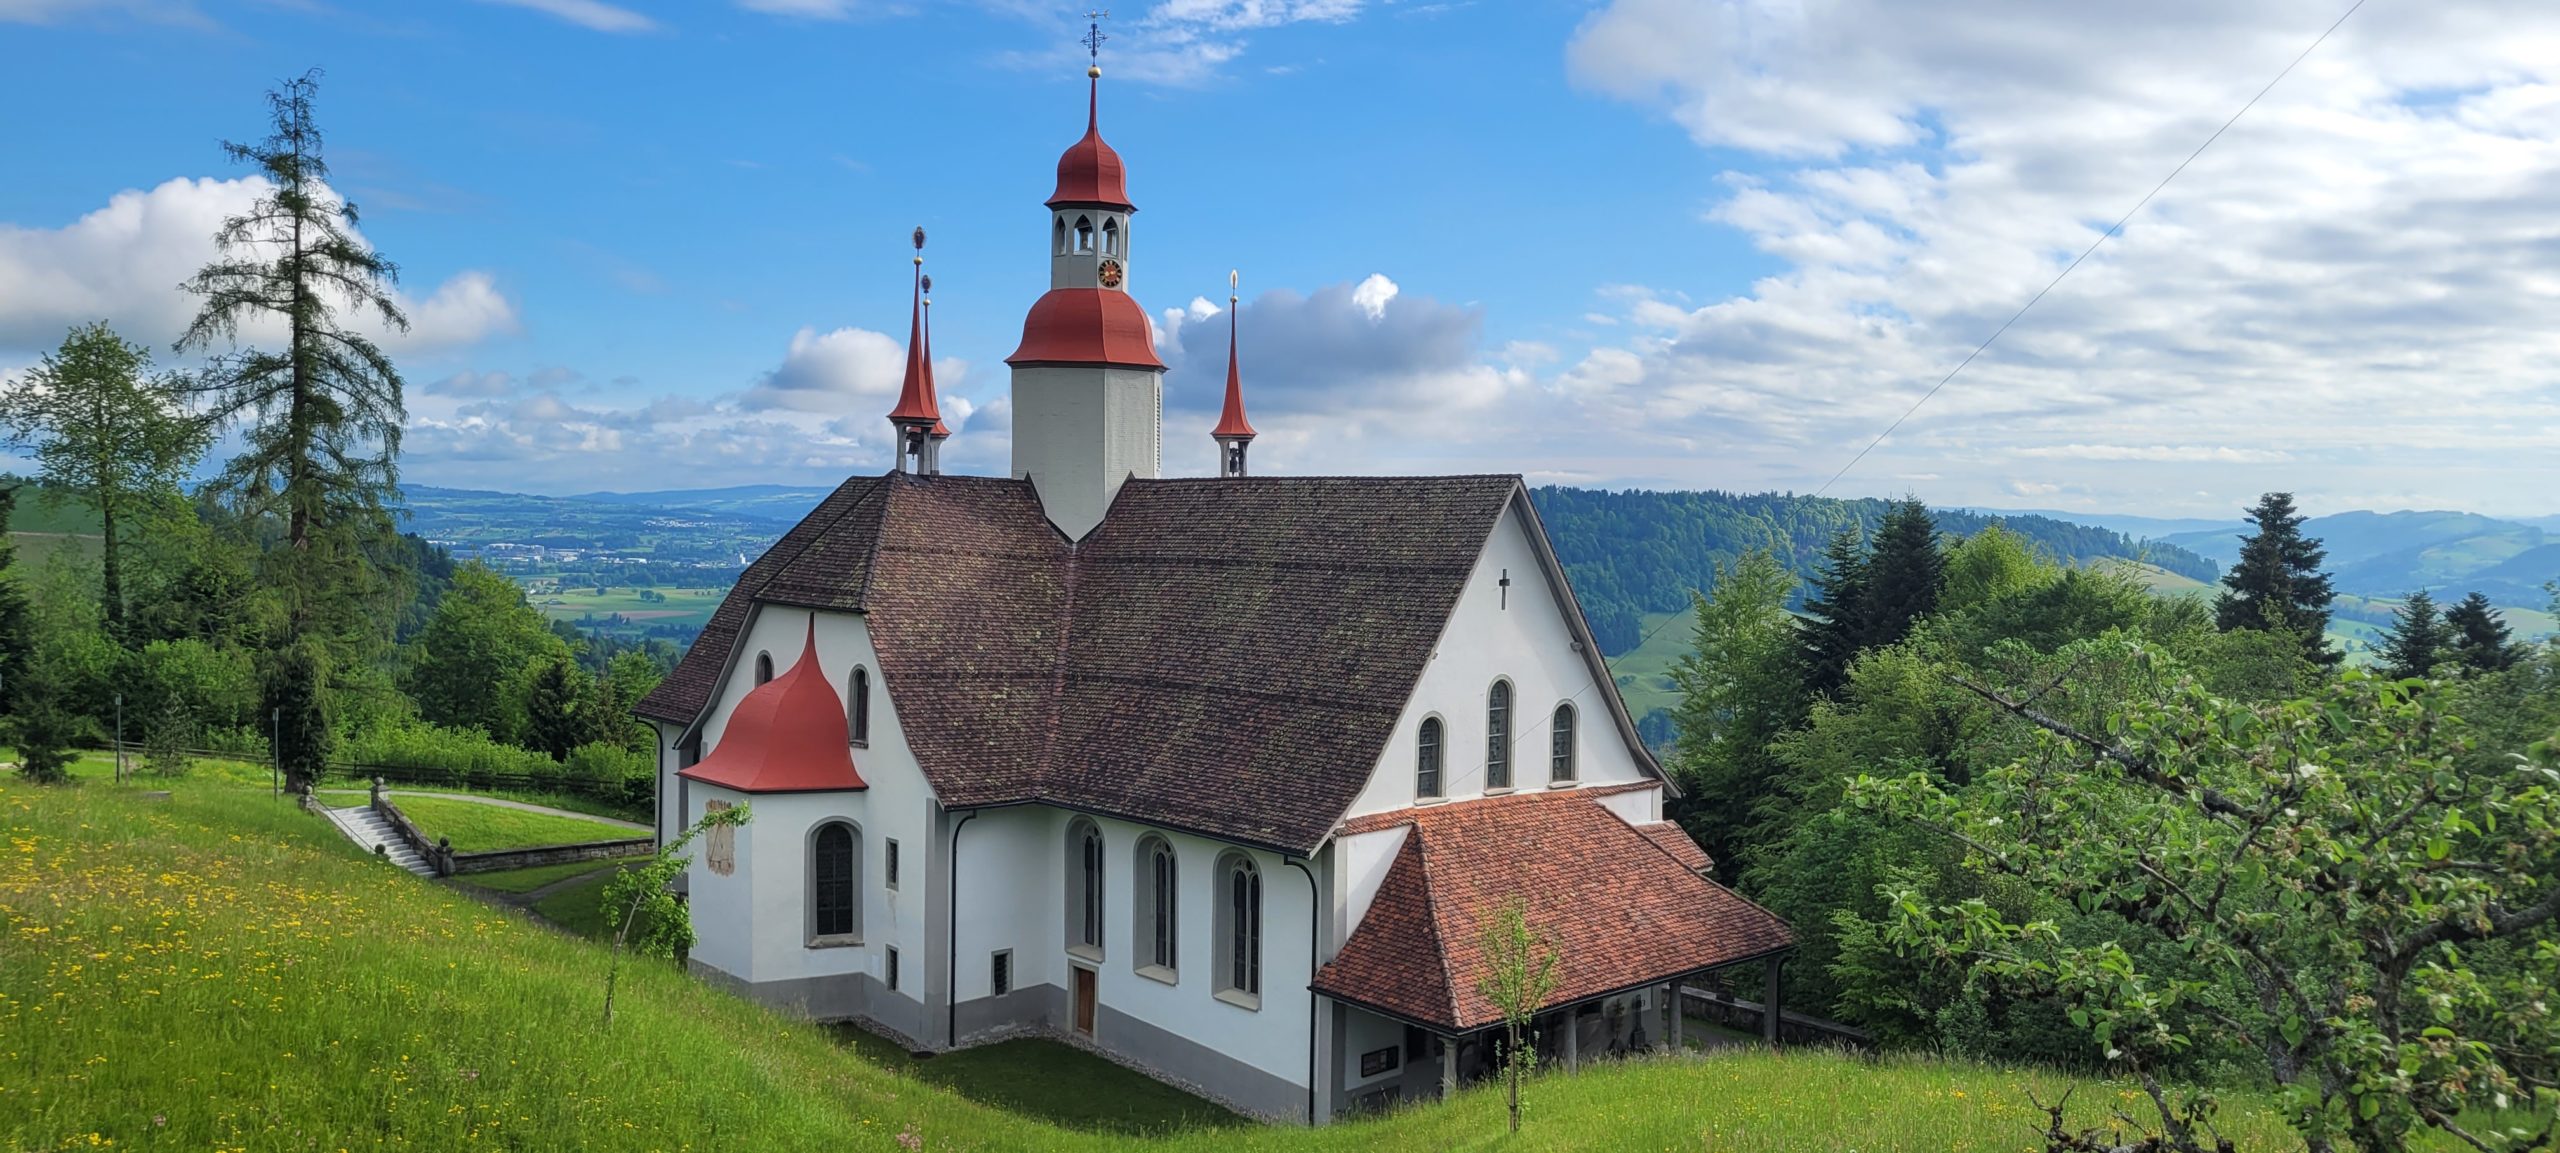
[2,771,2528,1150]
[456,858,630,894]
[832,1028,1250,1135]
[393,794,639,852]
[529,583,722,629]
[529,866,639,937]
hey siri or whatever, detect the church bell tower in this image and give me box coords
[1004,33,1166,541]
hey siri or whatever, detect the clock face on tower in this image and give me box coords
[1097,259,1124,290]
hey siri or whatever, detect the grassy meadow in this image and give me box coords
[391,794,639,852]
[525,583,724,630]
[9,768,2502,1152]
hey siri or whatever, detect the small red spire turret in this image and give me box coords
[925,285,951,445]
[676,618,868,794]
[1214,270,1255,478]
[888,227,942,475]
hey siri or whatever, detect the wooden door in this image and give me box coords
[1072,966,1097,1035]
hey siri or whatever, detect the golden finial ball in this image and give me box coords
[1088,65,1102,78]
[913,256,924,265]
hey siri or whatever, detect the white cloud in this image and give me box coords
[478,0,655,33]
[0,176,518,358]
[1552,0,2560,516]
[734,0,878,17]
[737,326,908,413]
[1350,272,1397,321]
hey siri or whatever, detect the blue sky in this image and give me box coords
[5,0,2559,516]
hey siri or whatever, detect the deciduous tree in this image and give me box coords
[0,323,209,640]
[1856,641,2560,1153]
[1668,550,1805,875]
[403,563,568,737]
[1477,898,1561,1135]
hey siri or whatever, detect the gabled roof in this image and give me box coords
[1310,791,1793,1032]
[636,472,1662,854]
[677,622,867,794]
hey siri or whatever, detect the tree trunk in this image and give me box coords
[98,495,121,641]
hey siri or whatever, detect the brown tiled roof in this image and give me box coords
[1334,781,1658,837]
[1311,790,1793,1031]
[637,472,1616,853]
[1637,821,1716,877]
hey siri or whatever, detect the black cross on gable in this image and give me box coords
[1499,568,1510,610]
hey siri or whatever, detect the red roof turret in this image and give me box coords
[889,230,940,426]
[1007,287,1166,369]
[1048,76,1134,211]
[678,620,867,794]
[1213,287,1255,441]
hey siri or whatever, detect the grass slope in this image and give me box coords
[393,794,638,851]
[4,774,2491,1151]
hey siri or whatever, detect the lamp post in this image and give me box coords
[270,707,282,798]
[113,693,124,783]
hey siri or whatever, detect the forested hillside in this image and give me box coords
[1529,487,2218,655]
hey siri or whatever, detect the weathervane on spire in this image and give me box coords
[1082,9,1109,76]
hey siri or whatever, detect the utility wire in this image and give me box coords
[1574,0,2373,687]
[1809,0,2371,499]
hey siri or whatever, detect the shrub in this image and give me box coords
[563,741,652,808]
[143,697,195,778]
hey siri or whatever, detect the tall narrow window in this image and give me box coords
[885,838,900,890]
[1102,217,1121,255]
[812,821,860,942]
[1134,835,1177,977]
[1416,717,1444,799]
[1486,680,1513,790]
[1215,854,1262,1006]
[1074,215,1095,254]
[886,945,900,991]
[1066,820,1104,956]
[991,950,1013,997]
[1550,703,1578,783]
[848,666,870,744]
[755,651,775,685]
[1053,215,1068,255]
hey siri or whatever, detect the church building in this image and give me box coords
[633,58,1796,1124]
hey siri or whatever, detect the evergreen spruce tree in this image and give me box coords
[2376,588,2451,680]
[0,483,76,785]
[1798,527,1872,696]
[2442,591,2520,674]
[523,654,603,761]
[1668,550,1806,875]
[2213,492,2340,670]
[0,323,210,641]
[177,70,409,783]
[0,484,28,718]
[1862,498,1944,651]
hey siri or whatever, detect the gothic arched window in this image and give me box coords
[1417,717,1444,799]
[848,666,870,745]
[1550,702,1578,783]
[1214,852,1262,1007]
[1486,679,1514,790]
[1134,835,1177,977]
[1074,215,1095,254]
[754,651,774,685]
[1067,819,1104,956]
[810,820,861,943]
[1102,216,1121,256]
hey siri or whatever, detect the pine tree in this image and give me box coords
[2442,592,2520,675]
[1798,527,1871,696]
[0,484,28,715]
[0,483,76,785]
[1862,498,1944,651]
[177,70,408,782]
[0,323,210,641]
[2376,589,2451,680]
[523,654,604,761]
[2214,492,2340,670]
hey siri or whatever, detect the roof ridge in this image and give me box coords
[1405,829,1467,1031]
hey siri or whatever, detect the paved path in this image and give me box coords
[313,788,648,832]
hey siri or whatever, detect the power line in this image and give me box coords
[1809,0,2372,499]
[1590,0,2369,681]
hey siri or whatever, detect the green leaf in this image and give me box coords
[2359,1092,2381,1121]
[2427,837,2450,861]
[2281,1015,2305,1047]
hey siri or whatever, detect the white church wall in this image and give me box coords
[684,781,755,981]
[950,806,1060,1010]
[1332,825,1408,949]
[1599,786,1660,826]
[1010,363,1163,540]
[1337,1008,1408,1095]
[1073,813,1319,1104]
[1345,498,1651,818]
[742,791,873,983]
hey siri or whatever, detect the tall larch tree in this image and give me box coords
[0,323,210,641]
[2442,591,2520,674]
[1798,527,1872,696]
[2214,492,2340,670]
[2376,588,2450,680]
[176,70,409,788]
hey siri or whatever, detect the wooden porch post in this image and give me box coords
[1440,1034,1458,1100]
[1561,1009,1579,1072]
[1668,980,1685,1052]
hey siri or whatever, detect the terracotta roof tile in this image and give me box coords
[635,472,1553,854]
[1637,822,1716,877]
[1311,790,1793,1031]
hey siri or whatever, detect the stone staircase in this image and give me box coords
[323,804,435,876]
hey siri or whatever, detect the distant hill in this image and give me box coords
[1528,488,2219,656]
[2156,509,2557,608]
[1967,508,2247,540]
[567,484,835,521]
